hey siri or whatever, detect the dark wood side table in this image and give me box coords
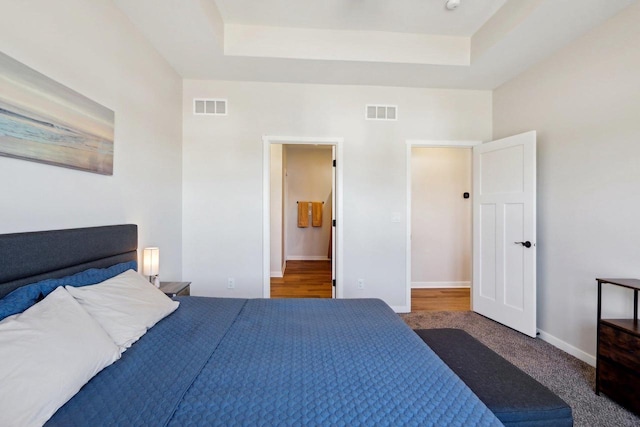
[595,278,640,415]
[159,281,191,297]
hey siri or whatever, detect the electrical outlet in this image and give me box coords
[227,277,235,289]
[357,279,365,290]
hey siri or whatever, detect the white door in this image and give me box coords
[331,146,336,298]
[473,131,536,337]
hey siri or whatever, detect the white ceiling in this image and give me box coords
[215,0,507,36]
[115,0,637,90]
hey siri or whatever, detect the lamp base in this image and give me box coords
[149,275,160,288]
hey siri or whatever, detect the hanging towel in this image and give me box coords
[298,201,309,228]
[312,202,323,227]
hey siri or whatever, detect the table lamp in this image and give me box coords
[142,247,160,287]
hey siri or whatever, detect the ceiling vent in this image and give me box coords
[365,104,397,121]
[193,99,227,116]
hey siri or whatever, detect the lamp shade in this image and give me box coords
[142,247,160,276]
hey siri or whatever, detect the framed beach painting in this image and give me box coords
[0,52,114,175]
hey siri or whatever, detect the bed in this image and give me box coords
[0,225,501,426]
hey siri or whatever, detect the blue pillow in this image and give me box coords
[0,261,137,321]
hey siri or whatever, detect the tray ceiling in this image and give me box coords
[114,0,637,89]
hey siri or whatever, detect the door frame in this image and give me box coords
[405,139,481,312]
[263,135,344,299]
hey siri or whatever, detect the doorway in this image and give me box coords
[406,140,480,312]
[262,136,344,299]
[406,134,536,337]
[272,144,333,298]
[410,146,473,311]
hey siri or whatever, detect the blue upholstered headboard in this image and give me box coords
[0,225,137,299]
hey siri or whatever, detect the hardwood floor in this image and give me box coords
[411,288,470,312]
[271,261,470,311]
[271,260,332,298]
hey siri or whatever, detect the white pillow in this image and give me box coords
[66,269,179,351]
[0,287,120,427]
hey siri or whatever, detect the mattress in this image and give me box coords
[48,297,501,426]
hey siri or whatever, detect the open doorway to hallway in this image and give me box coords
[268,143,336,299]
[410,145,473,311]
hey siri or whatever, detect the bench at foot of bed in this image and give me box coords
[415,328,573,427]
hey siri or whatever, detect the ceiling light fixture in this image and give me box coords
[445,0,461,10]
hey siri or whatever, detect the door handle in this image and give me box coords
[515,241,532,248]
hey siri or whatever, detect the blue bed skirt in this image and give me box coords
[48,297,501,426]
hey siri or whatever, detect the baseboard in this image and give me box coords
[286,256,330,261]
[270,271,283,278]
[537,329,596,367]
[412,281,471,289]
[390,305,411,313]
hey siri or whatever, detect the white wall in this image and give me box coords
[183,80,491,308]
[0,0,183,279]
[269,144,284,276]
[411,147,471,287]
[284,145,332,260]
[493,2,640,363]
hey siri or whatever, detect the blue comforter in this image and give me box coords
[48,297,501,426]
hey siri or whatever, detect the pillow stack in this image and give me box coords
[0,269,180,426]
[0,287,120,427]
[66,269,179,351]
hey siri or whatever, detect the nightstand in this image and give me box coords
[159,281,191,297]
[596,278,640,415]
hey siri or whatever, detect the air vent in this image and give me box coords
[365,104,397,121]
[193,98,227,116]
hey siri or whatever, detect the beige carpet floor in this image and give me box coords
[401,311,640,427]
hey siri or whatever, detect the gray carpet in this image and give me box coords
[401,311,640,427]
